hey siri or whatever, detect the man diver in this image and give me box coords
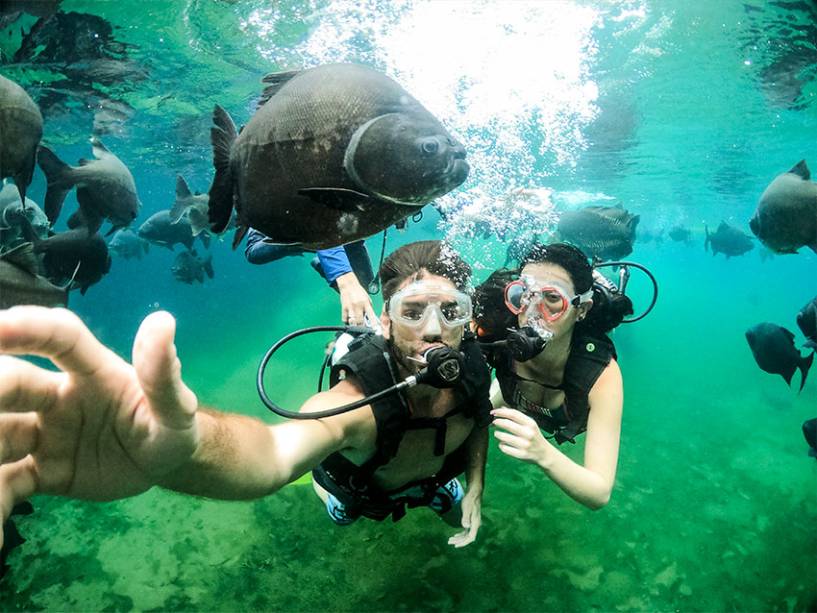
[0,240,490,548]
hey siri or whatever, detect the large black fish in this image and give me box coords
[803,418,817,459]
[208,63,469,249]
[108,228,149,260]
[704,221,754,258]
[169,175,210,238]
[797,295,817,351]
[745,322,813,391]
[750,161,817,255]
[0,183,49,251]
[668,225,691,243]
[172,250,213,285]
[0,242,68,309]
[33,228,112,295]
[138,210,203,251]
[0,75,42,206]
[556,205,639,260]
[37,137,141,233]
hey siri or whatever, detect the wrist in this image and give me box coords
[334,272,359,289]
[536,442,556,472]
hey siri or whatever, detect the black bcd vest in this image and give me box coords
[491,332,616,444]
[312,331,492,521]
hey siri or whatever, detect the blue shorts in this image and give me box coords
[325,477,464,526]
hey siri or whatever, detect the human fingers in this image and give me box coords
[0,457,38,546]
[133,311,197,430]
[491,407,536,426]
[497,442,528,460]
[363,300,377,324]
[0,355,62,414]
[448,522,479,548]
[491,417,534,438]
[0,307,117,376]
[493,430,529,449]
[0,414,40,464]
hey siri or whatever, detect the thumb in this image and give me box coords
[132,311,198,429]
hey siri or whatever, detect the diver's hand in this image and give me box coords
[336,272,377,326]
[491,407,552,466]
[0,307,199,546]
[448,486,481,548]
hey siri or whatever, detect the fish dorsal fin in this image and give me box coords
[789,160,810,180]
[1,242,40,275]
[90,136,112,159]
[170,176,193,223]
[176,175,192,199]
[781,326,796,343]
[257,70,301,109]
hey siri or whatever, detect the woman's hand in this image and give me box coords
[491,407,552,466]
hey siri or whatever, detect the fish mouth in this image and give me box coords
[748,216,761,237]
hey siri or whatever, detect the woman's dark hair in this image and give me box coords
[473,267,518,341]
[521,243,594,294]
[473,241,632,337]
[380,240,471,303]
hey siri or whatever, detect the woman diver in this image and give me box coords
[474,243,634,509]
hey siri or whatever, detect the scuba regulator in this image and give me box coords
[256,326,466,420]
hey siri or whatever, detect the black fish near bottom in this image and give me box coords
[803,418,817,459]
[745,322,813,391]
[797,296,817,351]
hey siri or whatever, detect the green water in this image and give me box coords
[1,0,816,611]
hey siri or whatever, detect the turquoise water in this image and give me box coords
[1,1,816,610]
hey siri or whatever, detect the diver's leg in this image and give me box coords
[245,229,304,264]
[313,479,357,526]
[428,478,464,527]
[343,240,375,289]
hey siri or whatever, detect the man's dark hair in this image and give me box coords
[380,240,471,303]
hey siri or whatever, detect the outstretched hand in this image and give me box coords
[0,307,200,547]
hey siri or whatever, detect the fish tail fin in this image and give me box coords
[37,146,75,225]
[231,225,248,250]
[208,105,238,233]
[170,175,192,223]
[798,351,814,393]
[704,224,711,253]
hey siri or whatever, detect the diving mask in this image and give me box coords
[504,276,593,322]
[387,281,472,329]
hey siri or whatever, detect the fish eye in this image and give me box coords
[421,140,439,155]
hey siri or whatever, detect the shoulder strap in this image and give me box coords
[330,334,409,465]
